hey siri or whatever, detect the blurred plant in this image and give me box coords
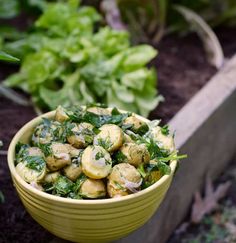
[2,0,162,117]
[101,0,167,44]
[0,0,47,19]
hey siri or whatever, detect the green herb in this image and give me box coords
[95,152,105,160]
[97,137,112,150]
[3,1,159,117]
[25,156,45,172]
[114,181,125,190]
[42,183,54,192]
[67,107,130,128]
[38,143,52,157]
[135,123,149,135]
[54,176,74,196]
[161,124,170,135]
[113,151,127,164]
[137,164,147,178]
[73,174,87,193]
[146,161,171,176]
[158,153,187,163]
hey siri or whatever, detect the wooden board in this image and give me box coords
[116,55,236,243]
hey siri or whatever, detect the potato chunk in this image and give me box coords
[120,143,150,167]
[63,151,83,182]
[16,146,46,183]
[79,178,106,199]
[81,145,112,179]
[87,107,111,115]
[45,143,71,171]
[67,122,94,148]
[94,124,123,152]
[107,163,142,198]
[149,126,175,152]
[43,171,60,184]
[55,105,69,122]
[16,161,46,183]
[123,115,148,134]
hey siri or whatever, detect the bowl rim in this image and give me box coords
[8,109,177,205]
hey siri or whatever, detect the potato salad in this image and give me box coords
[15,105,184,199]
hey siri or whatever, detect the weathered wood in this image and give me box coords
[116,55,236,243]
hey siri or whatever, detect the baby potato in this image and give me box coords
[107,163,142,198]
[43,171,60,184]
[64,163,82,182]
[16,161,46,183]
[81,145,112,179]
[120,143,150,167]
[145,160,162,185]
[123,115,148,134]
[27,147,44,157]
[87,107,111,115]
[32,120,62,145]
[123,133,134,143]
[79,178,106,199]
[67,122,94,148]
[64,144,82,158]
[55,105,69,122]
[45,143,71,171]
[94,124,123,152]
[149,126,175,152]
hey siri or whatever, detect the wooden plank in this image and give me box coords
[116,55,236,243]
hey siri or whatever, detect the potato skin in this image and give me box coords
[63,163,82,182]
[107,163,142,198]
[123,115,148,134]
[79,178,106,198]
[149,126,175,152]
[120,143,150,167]
[94,124,123,152]
[16,162,46,183]
[67,122,94,149]
[81,145,112,179]
[43,171,60,184]
[45,143,71,171]
[87,107,111,115]
[55,105,69,122]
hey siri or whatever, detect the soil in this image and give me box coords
[0,27,236,243]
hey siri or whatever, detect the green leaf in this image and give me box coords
[0,51,19,62]
[121,68,150,91]
[39,86,79,110]
[122,45,157,70]
[111,81,134,103]
[0,0,20,19]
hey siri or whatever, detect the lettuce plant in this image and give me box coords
[3,0,161,117]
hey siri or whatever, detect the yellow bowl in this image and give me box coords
[8,110,177,243]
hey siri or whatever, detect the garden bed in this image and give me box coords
[1,27,236,243]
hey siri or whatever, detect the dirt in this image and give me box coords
[0,27,236,243]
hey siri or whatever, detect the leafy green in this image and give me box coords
[54,176,74,196]
[15,142,46,171]
[161,124,170,135]
[66,107,130,128]
[25,156,46,172]
[3,1,160,117]
[0,0,20,19]
[0,51,19,62]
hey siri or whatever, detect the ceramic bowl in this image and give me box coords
[8,110,177,243]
